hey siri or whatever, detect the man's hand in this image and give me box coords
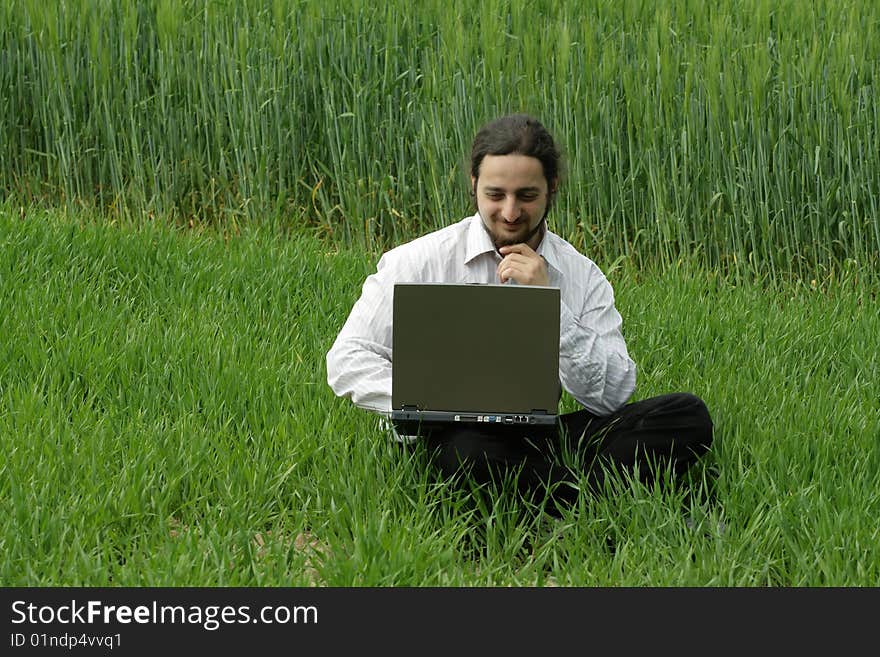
[497,244,549,286]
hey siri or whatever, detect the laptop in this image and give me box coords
[390,283,561,435]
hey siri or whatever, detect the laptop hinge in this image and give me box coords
[401,405,419,412]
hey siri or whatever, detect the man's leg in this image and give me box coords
[559,392,714,490]
[418,393,712,509]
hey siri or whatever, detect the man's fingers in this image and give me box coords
[499,253,526,268]
[497,253,539,274]
[498,243,536,257]
[496,254,549,286]
[496,256,522,281]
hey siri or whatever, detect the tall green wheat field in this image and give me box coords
[1,0,878,585]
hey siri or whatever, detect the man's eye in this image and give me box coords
[519,194,538,202]
[486,192,505,200]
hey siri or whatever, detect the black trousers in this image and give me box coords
[421,392,713,509]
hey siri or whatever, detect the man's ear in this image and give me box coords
[545,177,559,213]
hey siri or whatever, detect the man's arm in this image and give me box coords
[326,255,397,414]
[558,267,636,415]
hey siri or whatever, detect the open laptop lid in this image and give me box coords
[391,283,561,431]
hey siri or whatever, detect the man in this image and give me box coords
[326,113,713,509]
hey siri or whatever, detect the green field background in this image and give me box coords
[2,0,879,276]
[2,1,880,586]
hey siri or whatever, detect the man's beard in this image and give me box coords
[486,217,546,251]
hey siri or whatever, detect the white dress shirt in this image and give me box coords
[326,213,636,417]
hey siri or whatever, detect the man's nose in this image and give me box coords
[502,197,521,221]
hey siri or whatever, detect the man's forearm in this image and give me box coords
[326,336,393,413]
[558,305,636,415]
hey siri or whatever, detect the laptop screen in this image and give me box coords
[391,283,561,416]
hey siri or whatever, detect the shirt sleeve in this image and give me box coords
[325,252,399,414]
[558,265,637,415]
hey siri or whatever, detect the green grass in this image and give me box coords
[2,0,879,277]
[2,207,878,586]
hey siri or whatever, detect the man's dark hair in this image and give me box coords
[469,113,562,192]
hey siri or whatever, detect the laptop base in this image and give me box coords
[390,409,557,436]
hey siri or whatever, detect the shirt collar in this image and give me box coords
[464,214,496,264]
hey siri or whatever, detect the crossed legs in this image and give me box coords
[422,392,714,508]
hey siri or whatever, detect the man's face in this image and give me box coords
[472,154,555,250]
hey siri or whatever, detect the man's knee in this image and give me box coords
[641,392,714,449]
[681,392,713,445]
